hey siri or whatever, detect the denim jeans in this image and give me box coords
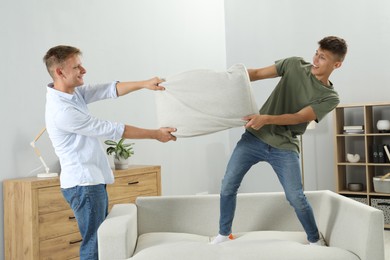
[62,184,108,260]
[219,131,320,243]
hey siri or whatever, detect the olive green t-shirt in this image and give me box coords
[247,57,340,153]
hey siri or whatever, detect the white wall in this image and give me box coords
[0,1,227,259]
[224,0,390,192]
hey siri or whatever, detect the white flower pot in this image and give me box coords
[114,157,129,170]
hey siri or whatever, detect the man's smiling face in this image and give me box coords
[311,48,342,84]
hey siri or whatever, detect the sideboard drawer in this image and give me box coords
[38,186,69,214]
[108,172,158,201]
[40,232,82,260]
[39,209,79,241]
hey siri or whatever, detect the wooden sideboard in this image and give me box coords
[3,165,161,260]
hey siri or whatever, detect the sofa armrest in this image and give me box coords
[315,191,384,260]
[98,204,138,260]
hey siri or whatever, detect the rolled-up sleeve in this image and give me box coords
[79,81,119,104]
[54,106,125,140]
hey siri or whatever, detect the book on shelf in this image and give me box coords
[343,125,364,130]
[343,129,364,134]
[372,144,387,163]
[379,145,385,163]
[384,144,390,163]
[343,125,364,134]
[373,144,378,163]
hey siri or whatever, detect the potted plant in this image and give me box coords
[104,138,134,170]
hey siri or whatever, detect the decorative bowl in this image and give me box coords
[348,183,364,192]
[346,153,360,163]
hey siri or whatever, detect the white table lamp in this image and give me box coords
[30,127,58,178]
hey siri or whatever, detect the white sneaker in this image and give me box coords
[309,233,326,246]
[209,234,234,244]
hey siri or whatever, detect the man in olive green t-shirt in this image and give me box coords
[211,36,347,246]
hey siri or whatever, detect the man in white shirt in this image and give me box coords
[43,45,176,260]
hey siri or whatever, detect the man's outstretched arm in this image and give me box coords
[247,65,278,81]
[116,77,165,96]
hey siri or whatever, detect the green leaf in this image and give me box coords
[106,147,115,155]
[104,140,117,146]
[122,150,130,159]
[118,138,125,146]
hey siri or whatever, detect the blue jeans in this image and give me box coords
[219,131,319,243]
[62,184,108,260]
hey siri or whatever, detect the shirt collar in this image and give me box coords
[47,83,74,100]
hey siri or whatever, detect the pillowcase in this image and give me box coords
[155,64,258,137]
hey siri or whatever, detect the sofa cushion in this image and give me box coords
[130,231,359,260]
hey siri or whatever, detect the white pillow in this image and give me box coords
[155,64,258,137]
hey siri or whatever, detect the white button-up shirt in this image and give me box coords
[45,82,125,189]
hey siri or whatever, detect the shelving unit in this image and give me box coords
[334,102,390,229]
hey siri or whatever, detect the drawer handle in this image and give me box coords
[69,239,82,245]
[68,216,76,220]
[378,202,390,206]
[128,181,139,185]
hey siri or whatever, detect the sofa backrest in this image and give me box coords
[313,190,384,260]
[136,191,319,236]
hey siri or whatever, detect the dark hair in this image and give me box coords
[43,45,82,77]
[318,36,347,61]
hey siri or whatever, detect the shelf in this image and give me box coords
[336,163,390,166]
[339,190,368,195]
[336,134,365,137]
[366,133,390,136]
[342,190,389,196]
[337,162,366,165]
[369,192,390,197]
[334,102,390,230]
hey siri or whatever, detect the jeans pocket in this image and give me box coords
[61,186,81,210]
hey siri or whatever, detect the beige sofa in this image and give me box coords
[98,190,385,260]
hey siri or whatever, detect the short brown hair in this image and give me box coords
[43,45,82,78]
[318,36,347,62]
